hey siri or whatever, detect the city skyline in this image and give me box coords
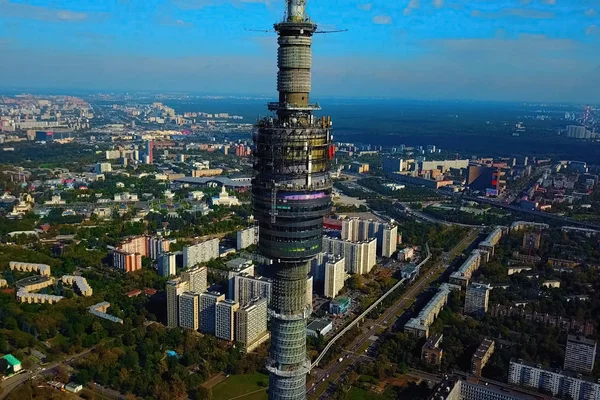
[0,0,599,102]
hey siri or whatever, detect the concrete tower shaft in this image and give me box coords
[253,1,333,399]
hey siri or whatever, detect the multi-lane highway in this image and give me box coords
[307,229,479,399]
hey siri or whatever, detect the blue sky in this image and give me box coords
[0,0,599,102]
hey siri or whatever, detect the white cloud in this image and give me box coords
[586,25,599,35]
[372,15,392,24]
[433,0,444,9]
[358,3,373,11]
[585,8,597,17]
[471,8,555,19]
[541,0,556,4]
[0,1,106,23]
[403,0,419,16]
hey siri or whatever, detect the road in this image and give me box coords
[0,342,107,399]
[306,229,479,399]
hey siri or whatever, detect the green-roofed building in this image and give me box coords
[2,354,22,374]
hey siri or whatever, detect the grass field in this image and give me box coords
[212,373,269,400]
[346,387,390,400]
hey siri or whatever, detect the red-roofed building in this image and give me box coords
[126,289,142,298]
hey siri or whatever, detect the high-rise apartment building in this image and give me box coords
[179,292,199,331]
[166,278,189,328]
[234,274,272,307]
[323,236,377,275]
[148,236,171,260]
[464,283,491,316]
[198,292,225,334]
[183,238,219,268]
[158,252,176,277]
[252,0,333,396]
[226,258,255,299]
[235,297,269,353]
[215,299,239,341]
[112,249,142,273]
[564,335,597,374]
[237,227,258,250]
[324,255,345,298]
[182,265,208,294]
[340,217,398,257]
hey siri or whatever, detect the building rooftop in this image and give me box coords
[473,338,494,360]
[2,354,21,366]
[307,319,332,332]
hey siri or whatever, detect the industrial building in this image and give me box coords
[251,0,334,396]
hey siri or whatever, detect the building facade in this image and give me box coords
[235,297,269,353]
[166,278,189,328]
[215,299,239,341]
[199,292,225,334]
[465,283,491,316]
[324,255,345,298]
[183,238,219,268]
[564,335,597,374]
[179,292,199,331]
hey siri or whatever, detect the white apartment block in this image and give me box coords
[215,300,239,341]
[323,236,377,275]
[564,335,597,374]
[324,255,345,298]
[182,265,208,294]
[237,227,258,250]
[235,298,269,353]
[227,258,255,299]
[166,278,189,328]
[179,292,199,331]
[341,217,398,257]
[234,274,272,307]
[183,238,219,268]
[199,292,225,334]
[509,360,600,399]
[464,283,491,316]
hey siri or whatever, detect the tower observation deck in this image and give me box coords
[252,1,333,399]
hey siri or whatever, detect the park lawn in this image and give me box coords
[212,373,269,400]
[346,387,390,400]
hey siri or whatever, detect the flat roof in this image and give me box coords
[307,319,332,331]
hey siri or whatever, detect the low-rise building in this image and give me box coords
[405,283,461,338]
[422,333,444,365]
[306,319,333,338]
